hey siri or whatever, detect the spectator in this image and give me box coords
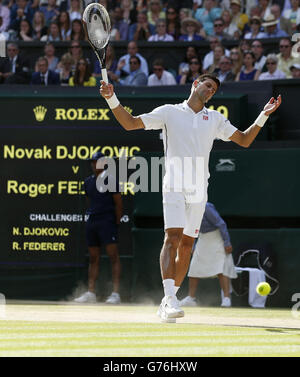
[56,52,74,86]
[110,6,129,41]
[283,0,300,32]
[32,10,48,40]
[203,36,230,71]
[179,17,205,41]
[148,58,177,86]
[44,42,59,71]
[259,0,272,20]
[221,9,240,39]
[41,20,62,41]
[9,0,34,32]
[69,58,96,86]
[31,56,60,85]
[128,10,155,41]
[0,42,30,84]
[73,152,122,305]
[258,53,286,80]
[277,37,300,78]
[230,47,243,76]
[179,202,237,308]
[0,16,9,40]
[165,5,181,40]
[236,50,260,81]
[251,40,267,71]
[178,45,199,76]
[17,18,33,41]
[290,63,300,78]
[69,40,84,68]
[58,10,71,41]
[230,0,248,33]
[261,14,289,37]
[179,57,202,84]
[194,0,222,36]
[179,7,193,23]
[207,44,225,73]
[0,0,10,33]
[68,0,82,22]
[116,40,149,78]
[120,0,137,26]
[215,55,236,82]
[94,44,118,84]
[239,39,251,54]
[147,0,165,27]
[69,19,85,41]
[119,55,148,86]
[211,17,232,40]
[271,3,293,35]
[148,18,174,41]
[39,0,60,27]
[244,15,265,39]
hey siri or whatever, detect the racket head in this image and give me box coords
[82,3,111,53]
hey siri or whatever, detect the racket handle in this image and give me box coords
[101,68,108,84]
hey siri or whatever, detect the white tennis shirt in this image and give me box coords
[140,100,237,193]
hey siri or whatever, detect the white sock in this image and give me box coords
[163,279,175,297]
[174,286,180,295]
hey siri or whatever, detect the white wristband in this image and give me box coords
[254,111,269,128]
[105,93,120,109]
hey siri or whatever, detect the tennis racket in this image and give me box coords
[82,2,111,83]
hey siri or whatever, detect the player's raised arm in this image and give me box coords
[100,81,145,131]
[229,95,282,148]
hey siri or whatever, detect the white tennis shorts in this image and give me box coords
[163,190,207,238]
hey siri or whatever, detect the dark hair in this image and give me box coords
[152,58,164,68]
[197,73,220,89]
[129,55,141,65]
[71,19,86,41]
[73,58,92,85]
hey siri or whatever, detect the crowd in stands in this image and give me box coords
[0,0,299,86]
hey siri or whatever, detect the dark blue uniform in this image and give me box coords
[84,172,119,247]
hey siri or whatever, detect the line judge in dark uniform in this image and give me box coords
[74,151,123,305]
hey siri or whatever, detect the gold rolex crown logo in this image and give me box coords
[33,106,47,122]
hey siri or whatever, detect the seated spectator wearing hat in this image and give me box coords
[31,56,60,85]
[261,14,289,38]
[148,18,174,41]
[244,16,265,39]
[211,17,232,40]
[194,0,222,36]
[258,54,286,80]
[283,0,300,32]
[147,59,177,86]
[230,0,248,33]
[290,63,300,78]
[276,37,300,78]
[271,4,293,36]
[179,17,205,41]
[214,55,236,83]
[235,50,260,82]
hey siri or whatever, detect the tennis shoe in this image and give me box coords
[157,300,176,323]
[74,291,96,303]
[105,292,121,304]
[179,296,197,307]
[221,297,231,307]
[160,295,184,319]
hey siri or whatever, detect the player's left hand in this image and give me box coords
[263,94,282,116]
[225,245,233,254]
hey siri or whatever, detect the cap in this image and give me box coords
[89,151,105,161]
[290,63,300,70]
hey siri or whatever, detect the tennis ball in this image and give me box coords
[256,282,271,296]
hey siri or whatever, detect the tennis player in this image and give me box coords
[100,74,281,322]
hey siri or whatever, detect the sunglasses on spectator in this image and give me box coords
[214,23,223,27]
[279,45,290,48]
[190,61,200,65]
[130,61,139,65]
[250,20,260,24]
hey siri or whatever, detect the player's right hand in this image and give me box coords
[100,81,114,99]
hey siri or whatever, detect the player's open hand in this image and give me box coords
[263,95,282,116]
[100,81,114,100]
